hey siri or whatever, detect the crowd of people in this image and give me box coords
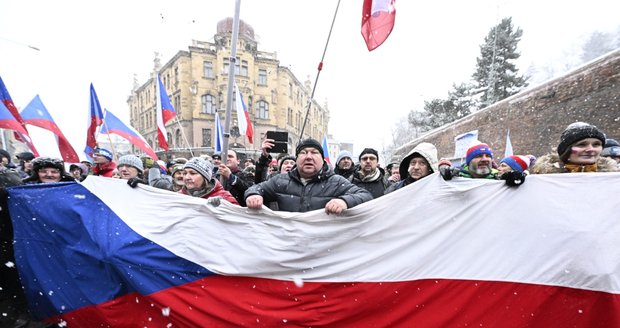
[0,121,619,326]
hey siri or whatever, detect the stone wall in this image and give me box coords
[394,49,620,162]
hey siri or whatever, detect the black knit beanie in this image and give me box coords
[296,139,323,158]
[358,148,379,161]
[557,122,606,163]
[278,155,297,172]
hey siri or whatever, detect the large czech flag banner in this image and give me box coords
[8,173,620,327]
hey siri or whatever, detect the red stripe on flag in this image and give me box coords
[51,276,620,327]
[361,0,396,51]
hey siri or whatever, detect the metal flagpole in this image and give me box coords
[299,0,341,142]
[174,115,194,158]
[221,0,242,185]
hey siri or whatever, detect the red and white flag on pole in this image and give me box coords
[156,73,176,151]
[361,0,396,51]
[234,82,254,144]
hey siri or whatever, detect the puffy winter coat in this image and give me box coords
[245,163,373,212]
[92,161,117,177]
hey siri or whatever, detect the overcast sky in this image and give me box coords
[1,0,618,160]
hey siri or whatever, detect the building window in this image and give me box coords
[223,57,241,75]
[203,61,214,78]
[256,100,269,119]
[201,94,216,114]
[174,95,181,115]
[289,83,293,98]
[240,60,248,76]
[167,132,173,147]
[202,128,212,147]
[175,129,182,148]
[287,108,293,125]
[258,69,267,85]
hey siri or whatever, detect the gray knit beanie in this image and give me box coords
[336,150,353,166]
[117,155,144,173]
[184,157,213,181]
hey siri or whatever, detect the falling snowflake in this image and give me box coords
[293,277,304,288]
[162,307,171,316]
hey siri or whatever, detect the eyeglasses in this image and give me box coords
[360,156,377,161]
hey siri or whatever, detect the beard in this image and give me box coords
[473,166,491,176]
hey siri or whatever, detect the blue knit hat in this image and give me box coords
[466,143,493,165]
[93,148,113,161]
[499,155,530,173]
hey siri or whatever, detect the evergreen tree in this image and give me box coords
[422,98,455,129]
[472,17,528,108]
[446,82,474,118]
[417,83,473,130]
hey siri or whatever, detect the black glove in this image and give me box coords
[439,165,459,180]
[127,177,147,188]
[500,171,526,187]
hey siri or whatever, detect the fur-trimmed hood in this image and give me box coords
[531,152,619,174]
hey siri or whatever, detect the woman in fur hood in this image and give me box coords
[531,122,618,174]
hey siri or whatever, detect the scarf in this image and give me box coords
[564,163,598,173]
[359,168,381,182]
[187,181,214,198]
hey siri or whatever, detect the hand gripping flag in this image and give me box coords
[100,110,158,160]
[234,82,254,144]
[214,111,224,153]
[8,174,620,327]
[156,73,176,151]
[84,83,105,158]
[322,134,331,164]
[20,95,79,162]
[361,0,396,51]
[0,75,39,155]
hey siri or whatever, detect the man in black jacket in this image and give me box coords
[245,139,372,214]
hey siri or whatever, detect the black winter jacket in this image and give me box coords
[245,163,373,212]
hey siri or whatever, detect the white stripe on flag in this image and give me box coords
[82,173,620,294]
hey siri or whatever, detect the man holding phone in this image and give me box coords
[255,132,292,183]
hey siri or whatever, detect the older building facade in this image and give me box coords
[127,18,329,160]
